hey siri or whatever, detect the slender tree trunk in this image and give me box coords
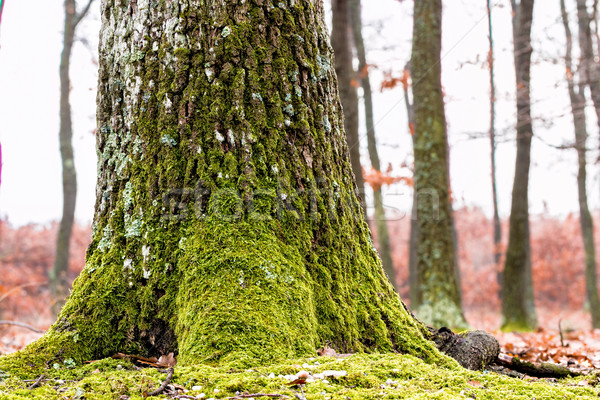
[50,0,79,318]
[331,0,365,211]
[560,0,600,329]
[411,0,467,329]
[2,0,447,372]
[576,0,600,140]
[576,0,600,212]
[487,0,502,269]
[401,63,420,307]
[502,0,537,331]
[348,0,396,290]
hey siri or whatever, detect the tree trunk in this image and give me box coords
[349,0,396,290]
[487,0,502,269]
[3,0,447,373]
[411,0,467,329]
[401,63,420,308]
[576,0,600,221]
[501,0,537,331]
[331,0,365,211]
[50,0,79,318]
[560,0,600,329]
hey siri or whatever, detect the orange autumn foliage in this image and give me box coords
[0,219,90,327]
[363,167,413,190]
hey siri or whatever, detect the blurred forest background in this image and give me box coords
[1,0,600,367]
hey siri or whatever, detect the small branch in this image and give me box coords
[0,320,45,333]
[147,367,174,396]
[496,353,580,378]
[227,394,289,399]
[28,374,45,390]
[73,0,95,28]
[558,319,567,347]
[293,391,306,400]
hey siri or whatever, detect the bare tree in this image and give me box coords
[560,0,600,328]
[411,0,467,328]
[501,0,537,331]
[486,0,502,269]
[349,0,396,290]
[50,0,95,317]
[331,0,365,211]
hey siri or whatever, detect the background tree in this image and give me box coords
[486,0,502,269]
[560,0,600,328]
[502,0,537,331]
[331,0,365,210]
[49,0,95,317]
[2,0,445,370]
[411,0,467,328]
[349,0,397,290]
[576,0,600,171]
[400,63,420,307]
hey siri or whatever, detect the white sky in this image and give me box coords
[0,0,598,226]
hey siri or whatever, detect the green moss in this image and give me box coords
[1,354,598,399]
[1,0,459,378]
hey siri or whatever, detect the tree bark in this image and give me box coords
[501,0,537,331]
[2,0,448,373]
[348,0,396,290]
[560,0,600,329]
[401,63,419,308]
[331,0,365,211]
[576,0,600,222]
[411,0,467,329]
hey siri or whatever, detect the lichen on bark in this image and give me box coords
[410,0,467,329]
[0,0,448,376]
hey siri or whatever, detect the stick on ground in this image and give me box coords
[147,367,174,396]
[28,374,45,390]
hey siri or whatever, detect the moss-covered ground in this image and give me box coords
[1,353,597,399]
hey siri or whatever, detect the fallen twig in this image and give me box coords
[147,367,174,396]
[0,320,44,333]
[495,352,580,378]
[227,394,289,399]
[558,319,567,347]
[28,374,45,390]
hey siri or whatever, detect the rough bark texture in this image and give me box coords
[411,0,466,329]
[349,0,396,290]
[501,0,537,331]
[560,0,600,329]
[0,0,448,375]
[331,0,364,211]
[486,0,502,269]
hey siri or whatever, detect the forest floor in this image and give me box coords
[2,213,600,397]
[2,308,600,375]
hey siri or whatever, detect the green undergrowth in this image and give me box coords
[0,353,597,399]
